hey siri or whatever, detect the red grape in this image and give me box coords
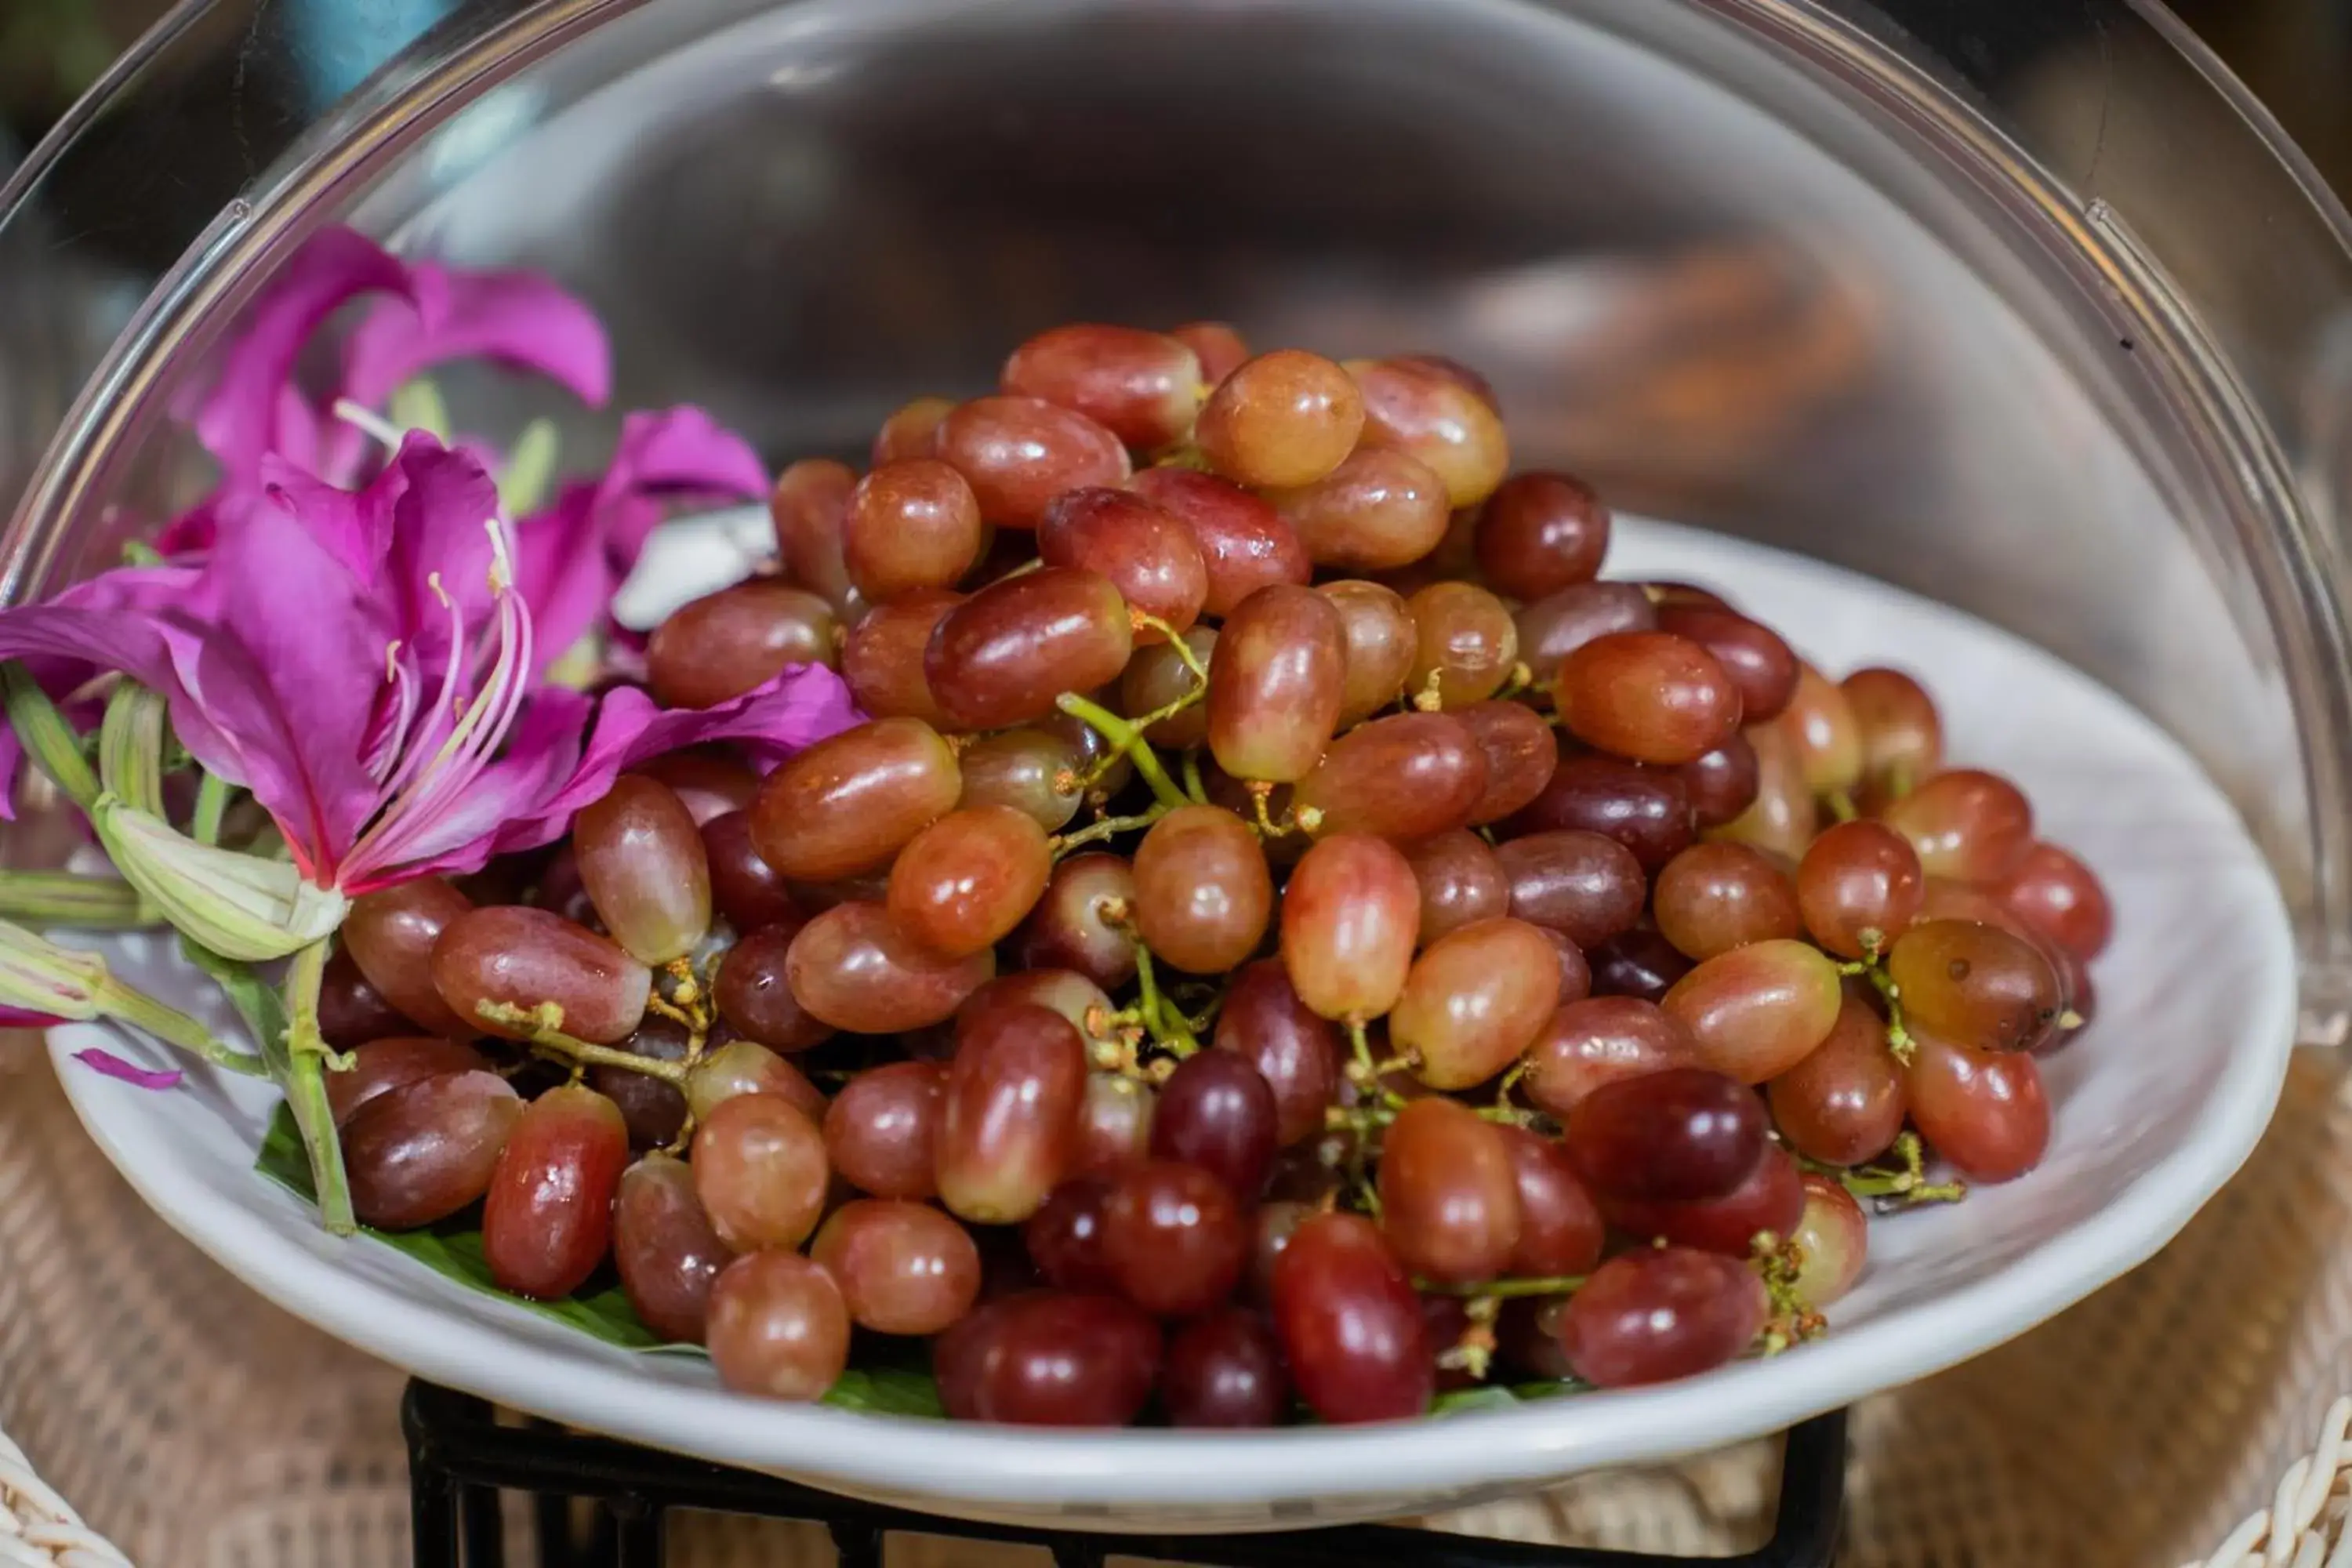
[1512,753,1693,872]
[1587,927,1695,1004]
[481,1084,628,1301]
[886,804,1053,960]
[1405,582,1519,707]
[1150,1051,1279,1200]
[1795,819,1923,959]
[1515,582,1657,684]
[1279,833,1419,1022]
[1392,918,1561,1090]
[432,906,649,1044]
[1655,605,1798,724]
[1014,854,1139,992]
[1001,324,1205,451]
[1404,829,1508,946]
[811,1198,982,1335]
[1171,321,1250,383]
[1766,992,1906,1166]
[1273,448,1452,572]
[1377,1098,1521,1283]
[1037,487,1208,638]
[957,727,1086,833]
[325,1036,488,1127]
[1564,1065,1766,1201]
[1842,666,1942,793]
[614,1152,734,1345]
[341,1069,520,1229]
[1652,842,1802,960]
[646,580,838,709]
[1207,584,1346,783]
[784,901,995,1032]
[1904,1029,2050,1182]
[770,457,860,614]
[931,395,1131,528]
[318,946,419,1049]
[872,397,956,468]
[701,809,802,931]
[691,1091,829,1251]
[1878,768,2034,884]
[1196,350,1364,488]
[1522,996,1701,1117]
[683,1039,827,1126]
[1320,579,1419,725]
[1272,1212,1431,1423]
[1605,1143,1805,1258]
[1678,734,1762,829]
[1163,1308,1288,1428]
[939,1290,1161,1425]
[1103,1160,1248,1316]
[1886,919,2063,1054]
[1991,841,2112,961]
[1131,805,1272,974]
[823,1060,945,1199]
[1713,719,1817,859]
[1790,1174,1868,1307]
[924,566,1135,731]
[1292,712,1486,841]
[1661,938,1843,1083]
[706,1250,850,1401]
[1555,1247,1767,1388]
[1494,829,1646,948]
[1782,664,1862,795]
[844,459,985,601]
[1474,472,1608,599]
[1075,1071,1157,1176]
[1213,960,1340,1148]
[1025,1177,1118,1292]
[840,590,962,725]
[1349,356,1511,507]
[1127,467,1309,617]
[750,717,962,884]
[343,878,476,1039]
[591,1016,693,1149]
[936,1002,1087,1224]
[1554,631,1743,766]
[573,776,710,966]
[1494,1125,1604,1277]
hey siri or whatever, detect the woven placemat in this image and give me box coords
[4,1032,2347,1567]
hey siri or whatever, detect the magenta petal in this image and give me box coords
[481,665,858,858]
[0,1005,64,1028]
[357,691,595,887]
[510,484,609,672]
[194,229,413,481]
[593,407,770,569]
[342,260,612,413]
[72,1048,184,1090]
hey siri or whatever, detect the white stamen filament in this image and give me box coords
[331,398,408,455]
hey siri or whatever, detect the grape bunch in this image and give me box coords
[313,323,2111,1425]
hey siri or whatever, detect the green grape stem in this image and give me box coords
[1054,692,1191,810]
[473,999,689,1083]
[1417,1275,1588,1299]
[1049,806,1170,857]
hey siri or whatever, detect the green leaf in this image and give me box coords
[1429,1380,1588,1416]
[253,1107,948,1410]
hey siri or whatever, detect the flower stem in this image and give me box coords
[1416,1275,1588,1299]
[192,772,232,848]
[474,1000,690,1083]
[99,682,168,817]
[279,939,356,1235]
[1,662,99,812]
[0,872,156,928]
[1055,692,1190,810]
[91,971,267,1076]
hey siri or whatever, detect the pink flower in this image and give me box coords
[0,437,853,955]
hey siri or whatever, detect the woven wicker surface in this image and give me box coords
[5,1032,2350,1568]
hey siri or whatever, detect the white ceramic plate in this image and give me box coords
[48,518,2298,1532]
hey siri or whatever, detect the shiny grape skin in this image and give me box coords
[1149,1051,1280,1200]
[957,968,1118,1054]
[1272,1212,1432,1424]
[1781,664,1864,794]
[1515,582,1657,685]
[1790,1174,1869,1307]
[1348,356,1512,508]
[573,775,712,965]
[1391,918,1563,1091]
[1522,997,1703,1118]
[1652,841,1804,961]
[924,566,1135,732]
[1291,712,1487,843]
[1120,626,1216,748]
[930,395,1131,528]
[1377,1098,1522,1285]
[769,457,860,612]
[706,1250,851,1402]
[1000,323,1205,451]
[430,906,650,1044]
[1678,734,1762,829]
[1207,583,1348,784]
[1195,349,1365,489]
[1036,487,1209,640]
[1655,605,1798,724]
[1878,768,2036,884]
[1272,448,1453,572]
[613,1153,735,1345]
[885,804,1053,960]
[1711,718,1817,859]
[1474,471,1610,599]
[750,717,964,884]
[810,1198,982,1336]
[1553,631,1744,766]
[1454,700,1559,826]
[702,809,803,932]
[319,946,423,1049]
[1172,321,1251,383]
[343,877,477,1039]
[1535,925,1597,1009]
[1494,1125,1605,1277]
[325,1036,488,1127]
[1127,467,1311,618]
[1406,582,1519,707]
[840,590,962,725]
[481,1085,630,1301]
[1661,938,1845,1083]
[935,1002,1089,1225]
[1162,1308,1289,1428]
[590,1016,694,1149]
[1766,992,1907,1167]
[1587,928,1695,1004]
[1842,665,1943,791]
[1102,1160,1249,1317]
[1013,854,1141,992]
[782,900,996,1033]
[1074,1073,1157,1177]
[1795,819,1924,959]
[844,459,986,601]
[822,1060,945,1200]
[632,744,760,827]
[646,580,839,709]
[1604,1144,1806,1258]
[1405,829,1510,946]
[691,1091,830,1252]
[1494,829,1647,949]
[1887,919,2063,1054]
[956,728,1086,833]
[1024,1177,1119,1293]
[1903,1029,2051,1183]
[1131,806,1272,975]
[1991,840,2113,961]
[1320,579,1419,725]
[683,1039,828,1126]
[1279,833,1421,1022]
[340,1069,521,1230]
[1555,1247,1769,1388]
[1213,960,1341,1148]
[873,396,956,467]
[1511,752,1693,873]
[938,1290,1163,1426]
[1563,1065,1767,1201]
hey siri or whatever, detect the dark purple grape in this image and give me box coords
[1149,1051,1279,1199]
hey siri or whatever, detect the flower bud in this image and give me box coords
[92,795,347,961]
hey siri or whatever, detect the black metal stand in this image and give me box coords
[403,1381,1846,1568]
